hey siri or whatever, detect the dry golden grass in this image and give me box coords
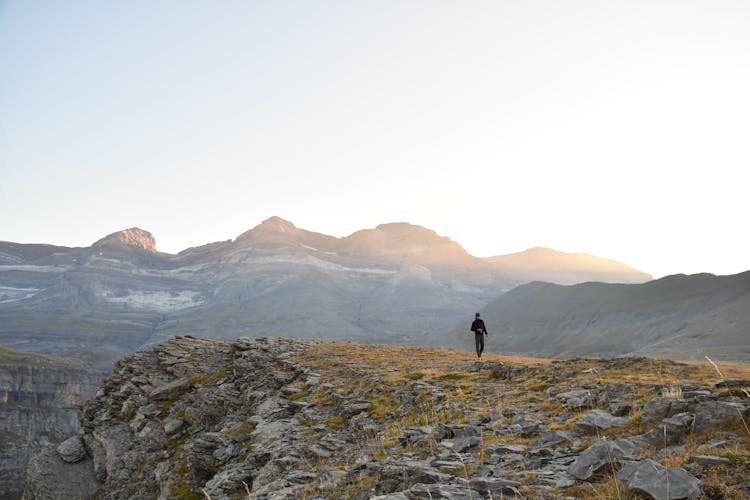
[288,340,750,497]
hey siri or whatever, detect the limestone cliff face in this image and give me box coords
[21,337,750,499]
[0,348,102,499]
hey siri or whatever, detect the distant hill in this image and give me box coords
[0,216,651,368]
[448,271,750,361]
[487,246,652,284]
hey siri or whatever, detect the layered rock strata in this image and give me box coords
[0,347,102,499]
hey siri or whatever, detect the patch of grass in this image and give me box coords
[436,372,470,381]
[167,481,201,500]
[404,371,426,380]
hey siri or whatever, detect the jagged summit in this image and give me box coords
[92,227,157,253]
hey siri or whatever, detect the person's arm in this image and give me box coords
[483,320,488,335]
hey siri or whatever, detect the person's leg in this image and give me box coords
[475,333,483,358]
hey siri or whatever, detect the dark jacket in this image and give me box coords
[471,319,488,335]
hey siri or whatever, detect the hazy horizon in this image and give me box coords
[2,1,748,279]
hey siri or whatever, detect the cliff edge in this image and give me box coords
[22,337,750,499]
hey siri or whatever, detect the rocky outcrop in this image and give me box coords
[92,228,157,253]
[22,338,750,499]
[0,347,102,499]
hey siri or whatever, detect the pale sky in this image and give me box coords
[1,1,748,278]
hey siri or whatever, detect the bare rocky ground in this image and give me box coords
[23,337,750,499]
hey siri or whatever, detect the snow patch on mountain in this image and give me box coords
[104,291,204,312]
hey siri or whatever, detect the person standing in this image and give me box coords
[470,312,488,359]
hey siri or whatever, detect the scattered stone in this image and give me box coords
[618,459,701,499]
[689,455,731,467]
[408,483,472,499]
[574,409,628,433]
[715,378,750,388]
[642,412,694,446]
[693,401,747,433]
[469,477,522,496]
[344,401,372,415]
[556,389,594,409]
[452,436,481,452]
[609,401,632,416]
[696,438,728,452]
[164,418,185,435]
[568,438,638,480]
[641,397,693,426]
[149,376,192,401]
[532,430,575,448]
[56,435,87,463]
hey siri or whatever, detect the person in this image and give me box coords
[470,312,488,359]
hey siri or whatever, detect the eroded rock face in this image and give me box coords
[92,228,157,253]
[0,348,101,499]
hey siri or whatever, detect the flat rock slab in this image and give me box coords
[149,377,191,401]
[618,459,701,499]
[556,389,593,409]
[410,483,474,499]
[715,378,750,388]
[688,455,731,467]
[569,438,638,480]
[575,409,628,433]
[692,401,747,433]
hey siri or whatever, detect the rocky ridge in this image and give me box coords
[23,337,750,499]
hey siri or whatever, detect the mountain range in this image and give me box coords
[0,216,651,369]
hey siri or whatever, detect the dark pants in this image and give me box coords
[475,333,485,358]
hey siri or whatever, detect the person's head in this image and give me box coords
[475,312,481,319]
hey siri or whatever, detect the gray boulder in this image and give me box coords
[574,409,628,433]
[715,378,750,388]
[149,376,192,400]
[22,447,99,500]
[692,401,747,433]
[641,397,693,426]
[618,459,701,499]
[56,435,87,463]
[452,436,481,453]
[643,412,694,446]
[556,389,593,409]
[568,438,638,480]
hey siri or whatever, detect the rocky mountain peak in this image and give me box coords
[92,228,157,253]
[257,216,297,233]
[343,222,472,265]
[234,216,299,244]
